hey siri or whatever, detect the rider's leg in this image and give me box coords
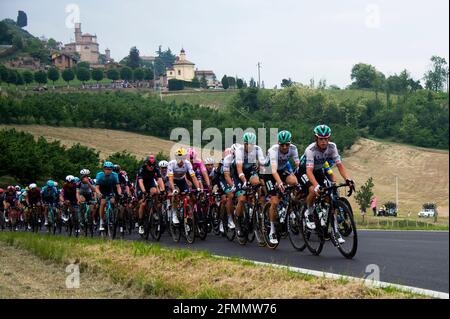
[269,195,280,235]
[99,198,106,229]
[225,191,235,228]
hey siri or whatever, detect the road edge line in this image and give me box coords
[212,255,449,299]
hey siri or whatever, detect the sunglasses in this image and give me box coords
[318,138,330,142]
[280,143,291,147]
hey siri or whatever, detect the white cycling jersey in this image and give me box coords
[167,160,195,180]
[235,144,266,169]
[263,144,300,173]
[302,142,342,171]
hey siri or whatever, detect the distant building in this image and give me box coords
[51,52,79,70]
[195,69,217,87]
[64,23,100,64]
[166,48,195,82]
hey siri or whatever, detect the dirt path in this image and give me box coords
[0,242,140,299]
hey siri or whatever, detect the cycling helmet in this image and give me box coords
[80,169,90,176]
[0,188,4,194]
[22,191,27,196]
[29,183,37,190]
[277,130,292,144]
[74,177,80,183]
[159,160,169,168]
[7,186,15,192]
[65,175,75,182]
[205,157,215,165]
[15,185,21,191]
[119,170,128,177]
[187,147,198,160]
[175,148,187,160]
[113,164,121,173]
[47,180,55,188]
[103,161,114,169]
[144,155,156,166]
[54,182,58,187]
[243,132,257,145]
[314,124,331,138]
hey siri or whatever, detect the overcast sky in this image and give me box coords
[1,0,449,88]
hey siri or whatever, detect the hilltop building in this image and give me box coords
[166,48,196,82]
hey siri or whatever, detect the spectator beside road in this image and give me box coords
[371,196,377,216]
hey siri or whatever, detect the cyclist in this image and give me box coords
[233,132,266,237]
[159,160,171,191]
[0,188,4,216]
[41,180,59,226]
[60,175,81,226]
[221,145,241,232]
[26,183,43,230]
[78,169,97,228]
[187,148,211,191]
[95,161,122,232]
[136,155,165,235]
[167,148,201,225]
[261,130,300,245]
[300,125,355,243]
[3,186,18,226]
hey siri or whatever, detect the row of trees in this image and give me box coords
[350,56,448,95]
[0,64,155,88]
[0,129,168,185]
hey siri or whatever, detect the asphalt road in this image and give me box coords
[144,229,449,293]
[16,226,449,294]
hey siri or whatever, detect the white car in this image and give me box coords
[418,209,436,218]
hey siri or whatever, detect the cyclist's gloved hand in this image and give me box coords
[173,189,179,195]
[314,184,322,196]
[278,183,285,193]
[346,179,355,188]
[196,188,202,193]
[242,181,248,190]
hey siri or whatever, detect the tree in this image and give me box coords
[12,35,23,49]
[350,63,378,89]
[221,75,229,89]
[236,78,244,89]
[168,79,184,91]
[46,38,58,50]
[17,10,28,28]
[120,67,132,81]
[15,71,24,87]
[200,75,208,89]
[47,67,60,87]
[227,77,236,89]
[107,69,119,81]
[372,71,385,101]
[62,69,75,86]
[91,68,104,84]
[76,67,91,84]
[143,68,154,81]
[34,70,47,85]
[22,70,34,88]
[133,68,144,82]
[6,69,17,86]
[191,76,200,88]
[281,78,293,88]
[355,177,375,215]
[0,65,9,83]
[424,56,449,92]
[0,21,12,44]
[77,61,90,70]
[127,46,141,69]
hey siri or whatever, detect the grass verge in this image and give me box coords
[0,232,425,299]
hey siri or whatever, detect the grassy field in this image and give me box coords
[0,232,423,299]
[160,88,398,109]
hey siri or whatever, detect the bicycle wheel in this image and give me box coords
[170,209,182,243]
[210,205,221,236]
[333,200,358,259]
[109,205,118,240]
[236,208,248,245]
[184,205,196,244]
[261,203,279,249]
[252,204,266,247]
[300,205,324,256]
[247,205,256,243]
[196,208,208,241]
[149,207,162,241]
[287,204,306,251]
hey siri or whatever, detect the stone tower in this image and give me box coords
[74,23,82,43]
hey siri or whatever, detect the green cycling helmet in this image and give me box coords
[314,125,331,138]
[243,132,257,145]
[277,130,292,144]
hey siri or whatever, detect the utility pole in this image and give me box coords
[257,62,262,88]
[395,175,399,213]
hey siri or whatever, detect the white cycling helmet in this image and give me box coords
[205,157,215,165]
[29,183,37,189]
[158,160,169,168]
[65,175,75,182]
[80,169,90,176]
[54,182,58,187]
